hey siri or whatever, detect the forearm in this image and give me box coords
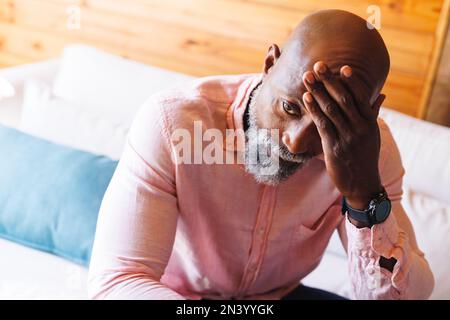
[88,269,185,300]
[88,129,182,300]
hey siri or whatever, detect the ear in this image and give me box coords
[263,44,281,75]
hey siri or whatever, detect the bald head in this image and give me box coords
[268,9,390,103]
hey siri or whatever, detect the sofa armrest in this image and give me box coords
[0,59,60,127]
[0,59,59,86]
[0,59,59,97]
[379,108,450,205]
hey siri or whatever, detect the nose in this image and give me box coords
[281,122,312,155]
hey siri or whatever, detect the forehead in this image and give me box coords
[270,58,341,97]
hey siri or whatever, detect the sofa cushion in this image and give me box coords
[379,108,450,205]
[401,187,450,299]
[0,124,118,266]
[52,44,194,118]
[20,79,130,160]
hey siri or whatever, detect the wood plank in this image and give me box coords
[238,0,443,33]
[0,22,265,75]
[382,71,426,116]
[419,0,450,119]
[0,0,14,22]
[84,0,440,70]
[0,50,27,67]
[3,0,436,77]
[0,0,446,118]
[0,22,69,61]
[0,19,424,117]
[425,0,450,125]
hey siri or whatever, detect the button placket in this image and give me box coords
[236,186,277,295]
[257,226,265,236]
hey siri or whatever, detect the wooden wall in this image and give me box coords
[426,21,450,126]
[0,0,449,119]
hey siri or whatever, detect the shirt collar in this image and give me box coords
[224,74,263,152]
[226,74,263,132]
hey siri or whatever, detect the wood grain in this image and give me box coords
[0,0,448,118]
[426,1,450,127]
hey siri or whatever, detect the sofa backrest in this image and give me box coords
[380,108,450,205]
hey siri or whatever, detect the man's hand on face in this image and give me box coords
[301,61,386,214]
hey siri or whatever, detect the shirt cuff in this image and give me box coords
[345,213,411,293]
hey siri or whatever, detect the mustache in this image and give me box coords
[268,135,312,164]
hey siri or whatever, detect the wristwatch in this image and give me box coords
[341,188,391,226]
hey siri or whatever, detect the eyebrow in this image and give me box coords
[272,76,308,108]
[287,84,308,108]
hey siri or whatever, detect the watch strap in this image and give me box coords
[341,196,374,225]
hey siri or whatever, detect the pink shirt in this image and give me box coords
[88,74,434,300]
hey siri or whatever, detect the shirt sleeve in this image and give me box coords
[87,95,185,300]
[339,121,435,300]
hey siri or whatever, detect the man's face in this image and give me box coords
[244,42,376,185]
[244,82,314,186]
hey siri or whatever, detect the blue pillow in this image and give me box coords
[0,124,118,266]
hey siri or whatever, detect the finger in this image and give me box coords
[302,91,336,145]
[313,61,361,124]
[340,65,373,120]
[302,71,350,137]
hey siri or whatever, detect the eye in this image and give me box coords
[282,100,301,116]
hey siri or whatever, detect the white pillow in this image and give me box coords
[52,44,194,117]
[20,79,130,160]
[401,187,450,299]
[379,108,450,205]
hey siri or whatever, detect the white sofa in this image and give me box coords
[0,45,449,299]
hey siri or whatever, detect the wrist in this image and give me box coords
[345,182,383,210]
[343,184,390,228]
[347,215,371,229]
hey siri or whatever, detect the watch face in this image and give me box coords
[375,199,391,223]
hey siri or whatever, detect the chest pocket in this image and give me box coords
[291,205,342,272]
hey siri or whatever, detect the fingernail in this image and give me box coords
[342,66,352,78]
[305,72,315,84]
[304,92,313,103]
[317,63,326,74]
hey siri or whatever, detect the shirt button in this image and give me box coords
[367,267,375,275]
[258,227,265,236]
[249,265,257,272]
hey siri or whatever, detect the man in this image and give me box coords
[88,10,434,300]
